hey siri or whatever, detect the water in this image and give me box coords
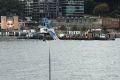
[0,39,120,80]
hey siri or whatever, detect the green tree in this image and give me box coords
[85,0,120,17]
[93,3,110,16]
[85,0,96,14]
[111,6,120,17]
[0,0,23,16]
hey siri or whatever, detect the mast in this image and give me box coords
[49,45,51,80]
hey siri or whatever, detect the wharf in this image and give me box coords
[59,37,115,40]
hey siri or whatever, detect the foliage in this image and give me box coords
[84,0,96,14]
[85,0,120,17]
[110,7,120,18]
[0,0,23,16]
[93,3,109,16]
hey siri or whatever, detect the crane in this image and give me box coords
[42,17,59,40]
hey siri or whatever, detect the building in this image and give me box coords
[18,0,84,21]
[18,0,26,16]
[1,16,19,30]
[59,0,84,17]
[53,16,102,29]
[32,0,59,21]
[102,18,120,29]
[25,0,33,18]
[19,0,59,21]
[18,0,33,19]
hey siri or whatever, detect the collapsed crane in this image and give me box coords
[42,17,59,40]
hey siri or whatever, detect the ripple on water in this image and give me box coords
[0,39,120,80]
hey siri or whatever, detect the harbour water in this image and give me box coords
[0,39,120,80]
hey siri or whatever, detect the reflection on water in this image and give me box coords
[0,39,120,80]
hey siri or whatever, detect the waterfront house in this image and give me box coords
[0,16,19,31]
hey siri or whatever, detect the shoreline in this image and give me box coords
[0,36,116,41]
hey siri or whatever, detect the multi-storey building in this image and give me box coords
[18,0,84,21]
[18,0,26,16]
[32,0,59,21]
[24,0,33,17]
[18,0,33,19]
[60,0,84,17]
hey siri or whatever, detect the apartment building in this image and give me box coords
[18,0,84,21]
[59,0,84,17]
[32,0,59,21]
[18,0,33,19]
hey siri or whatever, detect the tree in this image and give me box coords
[110,6,120,17]
[84,0,119,17]
[93,3,110,16]
[0,0,23,16]
[96,0,119,9]
[84,0,96,14]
